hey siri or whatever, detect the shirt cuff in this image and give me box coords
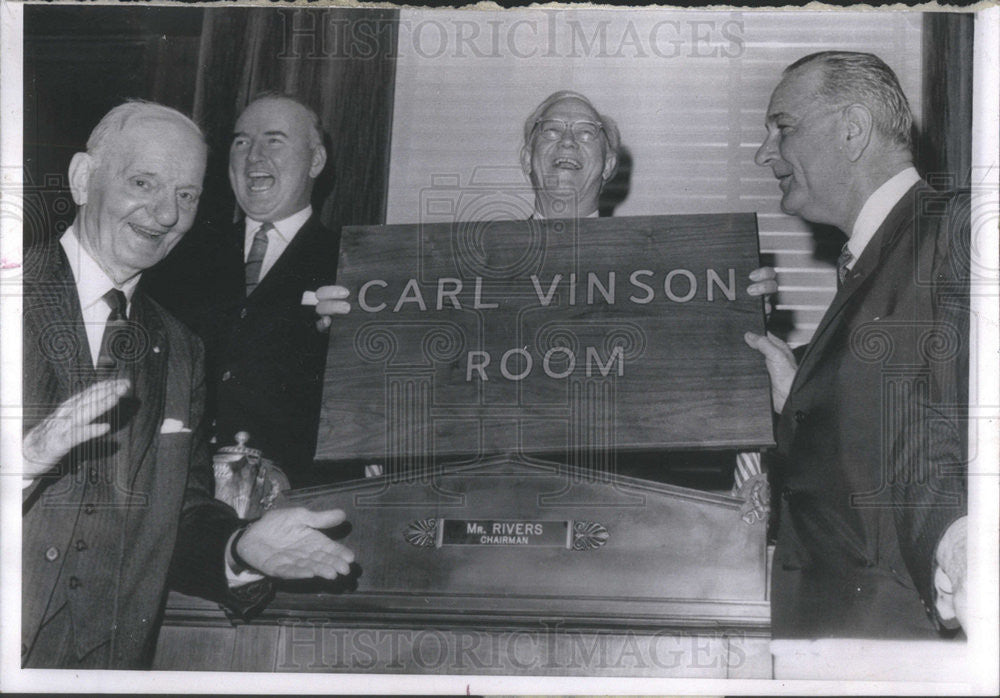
[224,529,265,587]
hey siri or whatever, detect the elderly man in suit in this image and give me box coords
[21,101,355,669]
[518,91,769,498]
[745,51,969,637]
[145,94,350,486]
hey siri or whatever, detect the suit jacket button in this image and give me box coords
[222,370,233,382]
[44,546,59,562]
[75,539,88,551]
[68,576,81,589]
[794,410,807,424]
[84,503,95,515]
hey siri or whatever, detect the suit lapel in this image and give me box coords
[26,244,97,401]
[125,293,168,485]
[791,184,921,393]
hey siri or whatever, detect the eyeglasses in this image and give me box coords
[533,119,604,144]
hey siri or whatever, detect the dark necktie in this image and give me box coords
[96,288,129,370]
[244,222,273,296]
[836,242,854,288]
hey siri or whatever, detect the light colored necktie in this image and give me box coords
[836,242,854,288]
[244,222,273,296]
[732,451,762,492]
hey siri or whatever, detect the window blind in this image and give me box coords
[386,9,923,347]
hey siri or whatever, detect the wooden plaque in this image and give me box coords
[316,214,774,463]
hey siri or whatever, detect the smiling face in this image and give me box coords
[229,98,326,223]
[522,97,616,217]
[71,116,206,284]
[754,64,851,228]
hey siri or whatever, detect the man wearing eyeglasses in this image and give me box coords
[519,90,620,219]
[515,91,771,505]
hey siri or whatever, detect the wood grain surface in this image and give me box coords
[161,462,769,635]
[317,214,773,463]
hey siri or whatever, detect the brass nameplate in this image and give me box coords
[404,518,609,550]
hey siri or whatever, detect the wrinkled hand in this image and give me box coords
[747,266,778,319]
[934,517,968,630]
[743,331,796,414]
[237,506,355,580]
[313,285,351,331]
[22,378,130,479]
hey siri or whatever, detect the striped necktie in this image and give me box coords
[96,288,129,370]
[836,242,854,288]
[244,222,273,296]
[732,451,762,492]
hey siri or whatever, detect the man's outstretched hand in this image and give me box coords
[237,506,355,580]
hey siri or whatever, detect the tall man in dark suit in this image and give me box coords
[146,95,350,486]
[22,101,356,669]
[745,51,968,637]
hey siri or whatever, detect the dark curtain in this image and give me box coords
[22,6,204,246]
[190,7,399,233]
[918,13,974,188]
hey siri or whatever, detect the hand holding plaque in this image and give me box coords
[304,285,351,331]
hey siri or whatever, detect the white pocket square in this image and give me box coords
[160,418,191,434]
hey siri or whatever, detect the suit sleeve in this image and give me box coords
[891,190,970,616]
[166,332,273,618]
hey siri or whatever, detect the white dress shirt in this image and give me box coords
[243,205,312,282]
[59,227,140,367]
[845,166,921,271]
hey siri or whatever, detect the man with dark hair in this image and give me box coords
[745,51,968,637]
[22,101,356,669]
[146,94,350,487]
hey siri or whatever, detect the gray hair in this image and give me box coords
[785,51,913,150]
[522,90,622,163]
[245,91,325,149]
[86,100,205,162]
